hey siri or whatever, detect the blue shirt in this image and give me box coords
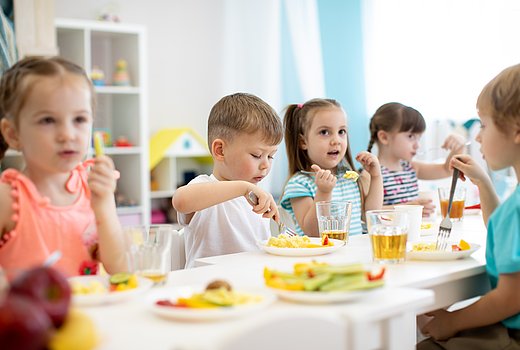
[486,185,520,329]
[280,172,363,236]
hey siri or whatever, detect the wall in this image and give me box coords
[55,0,227,139]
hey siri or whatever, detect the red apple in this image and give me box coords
[9,266,71,328]
[0,294,52,350]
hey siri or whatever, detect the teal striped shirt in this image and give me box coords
[280,172,363,236]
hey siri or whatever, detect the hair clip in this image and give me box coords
[297,103,303,109]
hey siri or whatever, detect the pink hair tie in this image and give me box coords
[297,103,303,109]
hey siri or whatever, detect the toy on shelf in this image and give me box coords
[92,128,112,147]
[90,66,105,86]
[115,191,136,207]
[112,59,130,86]
[114,136,133,147]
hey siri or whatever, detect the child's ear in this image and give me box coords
[0,118,20,150]
[377,130,390,145]
[298,134,308,150]
[514,124,520,144]
[211,138,225,160]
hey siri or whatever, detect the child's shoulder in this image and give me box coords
[0,181,14,234]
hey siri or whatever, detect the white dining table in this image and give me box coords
[78,214,488,350]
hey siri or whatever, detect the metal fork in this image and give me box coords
[246,191,297,236]
[436,168,460,250]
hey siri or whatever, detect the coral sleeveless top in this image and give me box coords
[0,161,98,278]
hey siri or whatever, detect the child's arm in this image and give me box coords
[290,164,337,236]
[0,183,14,239]
[356,151,383,211]
[87,155,127,274]
[413,134,467,180]
[173,180,279,225]
[422,271,520,340]
[451,155,499,224]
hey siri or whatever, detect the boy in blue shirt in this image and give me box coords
[418,64,520,349]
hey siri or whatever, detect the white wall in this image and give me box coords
[55,0,249,140]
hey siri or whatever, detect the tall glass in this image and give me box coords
[438,187,466,221]
[366,210,408,264]
[124,225,173,286]
[316,201,352,243]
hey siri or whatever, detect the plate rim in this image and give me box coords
[268,286,382,304]
[149,285,276,321]
[69,274,153,306]
[257,237,346,256]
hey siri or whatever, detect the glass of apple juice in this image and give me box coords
[366,210,408,264]
[316,201,352,243]
[124,225,173,286]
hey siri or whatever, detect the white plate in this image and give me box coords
[257,238,346,257]
[69,275,153,306]
[149,285,276,321]
[269,287,382,304]
[407,243,481,261]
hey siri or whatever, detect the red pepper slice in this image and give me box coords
[452,245,462,251]
[321,235,329,246]
[366,266,386,281]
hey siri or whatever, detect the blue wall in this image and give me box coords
[318,0,368,156]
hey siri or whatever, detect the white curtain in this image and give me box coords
[362,0,520,122]
[283,0,326,100]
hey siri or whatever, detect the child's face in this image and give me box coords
[387,131,421,161]
[12,74,93,175]
[300,107,348,171]
[217,131,278,183]
[476,112,517,171]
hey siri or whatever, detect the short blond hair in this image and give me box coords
[477,63,520,133]
[207,93,283,150]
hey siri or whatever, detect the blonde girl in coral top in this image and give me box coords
[0,57,127,278]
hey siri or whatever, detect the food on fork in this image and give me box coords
[264,261,385,292]
[155,280,263,309]
[267,234,333,248]
[343,170,360,181]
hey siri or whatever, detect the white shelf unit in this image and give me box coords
[55,18,150,225]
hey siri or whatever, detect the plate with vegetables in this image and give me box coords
[69,273,153,306]
[150,280,276,321]
[407,240,480,261]
[258,234,346,257]
[264,261,385,304]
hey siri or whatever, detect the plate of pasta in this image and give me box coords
[257,235,346,257]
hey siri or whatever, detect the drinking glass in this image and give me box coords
[438,187,466,221]
[124,225,173,286]
[315,201,352,243]
[366,210,408,264]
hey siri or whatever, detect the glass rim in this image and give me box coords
[316,200,352,206]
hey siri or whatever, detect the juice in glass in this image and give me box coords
[320,230,348,241]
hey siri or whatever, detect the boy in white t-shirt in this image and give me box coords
[172,93,283,267]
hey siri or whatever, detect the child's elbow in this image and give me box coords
[172,188,189,213]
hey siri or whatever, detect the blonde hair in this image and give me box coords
[0,56,94,159]
[477,63,520,133]
[367,102,426,152]
[207,93,283,151]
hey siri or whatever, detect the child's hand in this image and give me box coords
[355,151,381,178]
[421,309,458,341]
[88,155,119,210]
[310,164,336,194]
[442,134,466,153]
[450,154,489,186]
[246,186,279,222]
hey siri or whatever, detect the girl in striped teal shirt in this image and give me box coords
[280,99,383,236]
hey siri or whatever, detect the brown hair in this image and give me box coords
[0,56,94,159]
[477,63,520,133]
[367,102,426,152]
[207,92,283,151]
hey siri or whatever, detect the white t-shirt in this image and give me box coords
[178,174,270,268]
